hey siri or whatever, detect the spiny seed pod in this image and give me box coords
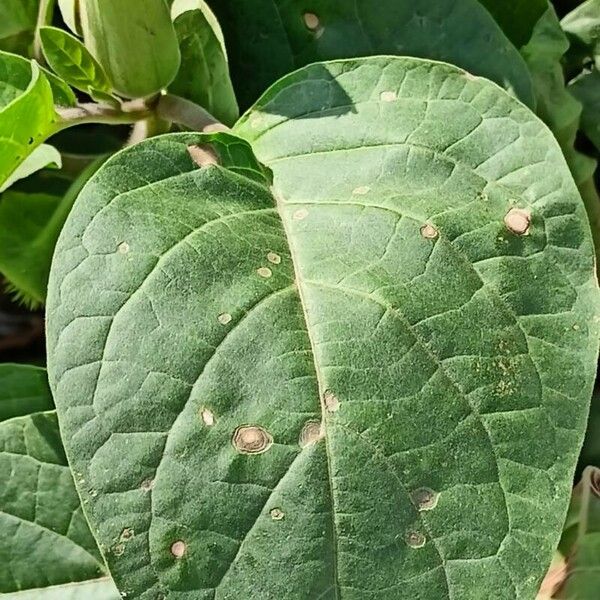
[79,0,181,99]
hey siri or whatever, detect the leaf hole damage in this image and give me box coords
[380,91,397,102]
[420,224,438,240]
[187,144,220,167]
[410,487,439,511]
[323,390,340,412]
[257,266,273,278]
[170,540,186,559]
[267,252,281,265]
[218,312,232,325]
[233,425,273,454]
[270,508,285,521]
[200,408,215,426]
[299,420,324,447]
[504,208,531,235]
[405,531,426,548]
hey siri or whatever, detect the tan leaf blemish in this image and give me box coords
[117,242,130,254]
[299,421,324,447]
[120,528,134,541]
[140,478,154,492]
[323,390,340,412]
[293,208,309,221]
[257,266,273,278]
[420,224,438,240]
[352,186,370,195]
[405,531,426,548]
[267,252,281,265]
[218,312,232,325]
[200,408,215,426]
[113,543,125,556]
[170,540,186,559]
[187,144,220,167]
[410,487,439,511]
[270,508,285,521]
[380,91,397,102]
[303,12,320,31]
[233,425,273,454]
[504,208,531,235]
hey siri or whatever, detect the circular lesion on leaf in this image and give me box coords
[299,420,324,447]
[233,425,273,454]
[323,390,340,412]
[405,530,426,548]
[410,487,439,511]
[420,224,438,240]
[200,408,215,426]
[504,207,531,235]
[170,540,187,559]
[270,507,285,521]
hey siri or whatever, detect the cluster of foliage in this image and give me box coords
[2,0,600,598]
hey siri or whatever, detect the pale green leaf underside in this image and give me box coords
[0,410,106,593]
[47,57,600,599]
[0,577,120,599]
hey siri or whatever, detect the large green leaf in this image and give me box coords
[170,0,239,126]
[0,158,103,307]
[0,409,107,593]
[206,0,534,109]
[0,363,53,421]
[46,57,599,599]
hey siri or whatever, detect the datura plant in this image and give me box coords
[2,1,600,600]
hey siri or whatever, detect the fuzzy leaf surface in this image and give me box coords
[47,57,599,599]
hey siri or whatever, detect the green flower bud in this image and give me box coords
[80,0,181,99]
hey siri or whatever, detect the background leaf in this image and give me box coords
[561,0,600,68]
[170,0,239,126]
[0,363,53,421]
[0,158,103,307]
[47,57,599,598]
[0,143,61,193]
[40,26,111,96]
[57,0,83,37]
[570,70,600,151]
[0,0,39,55]
[206,0,534,110]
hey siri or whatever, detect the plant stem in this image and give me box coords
[156,94,228,132]
[55,99,154,129]
[33,0,56,65]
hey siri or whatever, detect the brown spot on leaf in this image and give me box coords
[270,508,285,521]
[120,528,134,541]
[380,91,397,102]
[323,390,340,412]
[218,313,232,325]
[504,208,531,235]
[187,144,219,167]
[201,408,215,426]
[410,487,439,511]
[170,540,186,558]
[257,267,272,278]
[405,531,426,548]
[141,478,154,492]
[293,208,309,221]
[267,252,281,265]
[303,12,320,31]
[299,421,324,447]
[352,186,370,195]
[117,242,130,254]
[233,425,273,454]
[420,224,438,240]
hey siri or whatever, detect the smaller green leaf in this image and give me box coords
[0,144,61,193]
[0,0,38,55]
[562,0,600,67]
[570,70,600,151]
[170,1,239,126]
[0,364,53,422]
[0,158,103,307]
[556,467,600,599]
[40,26,111,96]
[58,0,83,36]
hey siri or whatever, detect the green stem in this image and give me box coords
[33,0,56,64]
[54,99,154,129]
[156,94,228,132]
